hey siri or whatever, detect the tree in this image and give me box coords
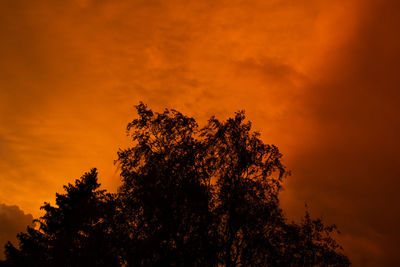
[116,104,216,266]
[116,103,350,266]
[201,111,287,266]
[2,169,120,267]
[2,103,350,266]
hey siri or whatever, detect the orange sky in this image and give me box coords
[1,0,399,265]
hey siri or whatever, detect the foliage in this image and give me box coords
[2,169,120,267]
[1,103,350,266]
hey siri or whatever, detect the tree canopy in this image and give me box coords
[1,103,350,266]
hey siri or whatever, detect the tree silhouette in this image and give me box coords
[201,111,287,266]
[1,103,350,266]
[2,169,120,267]
[116,104,217,266]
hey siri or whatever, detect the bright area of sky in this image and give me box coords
[1,0,400,265]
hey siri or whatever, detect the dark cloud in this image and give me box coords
[0,203,33,259]
[280,0,400,265]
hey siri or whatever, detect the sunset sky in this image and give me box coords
[1,0,399,265]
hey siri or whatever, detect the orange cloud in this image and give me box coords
[0,0,399,265]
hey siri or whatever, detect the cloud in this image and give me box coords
[0,0,399,265]
[0,0,320,215]
[0,203,33,259]
[279,0,400,265]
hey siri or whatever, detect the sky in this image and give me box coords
[0,0,399,265]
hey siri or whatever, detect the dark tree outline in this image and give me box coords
[1,102,350,267]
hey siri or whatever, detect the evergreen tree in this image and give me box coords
[2,169,120,267]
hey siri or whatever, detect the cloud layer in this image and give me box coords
[0,0,399,265]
